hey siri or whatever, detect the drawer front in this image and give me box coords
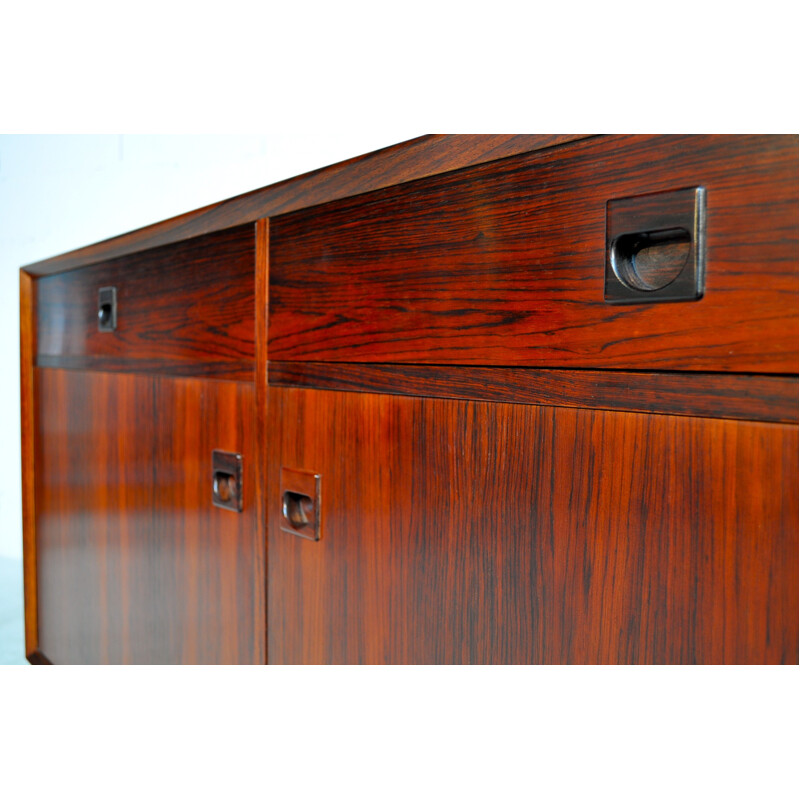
[37,224,255,380]
[268,135,798,373]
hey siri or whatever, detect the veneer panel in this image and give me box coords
[36,225,256,379]
[35,368,263,664]
[269,135,798,373]
[268,387,798,664]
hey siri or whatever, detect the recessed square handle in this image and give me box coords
[280,467,321,541]
[97,286,117,331]
[605,187,706,304]
[212,450,243,512]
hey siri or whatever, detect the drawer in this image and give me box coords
[268,134,798,373]
[37,224,255,379]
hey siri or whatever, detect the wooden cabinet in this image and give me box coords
[20,135,798,664]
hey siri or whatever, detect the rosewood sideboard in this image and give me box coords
[20,135,799,664]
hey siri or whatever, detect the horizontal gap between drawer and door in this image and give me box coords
[268,362,799,424]
[36,356,254,383]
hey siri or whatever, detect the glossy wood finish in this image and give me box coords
[270,362,799,424]
[36,224,255,380]
[24,136,589,277]
[22,135,798,666]
[269,135,798,373]
[19,270,39,659]
[35,368,264,664]
[268,387,798,664]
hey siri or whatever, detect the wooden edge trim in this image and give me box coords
[36,355,255,383]
[269,362,799,424]
[23,135,591,277]
[26,649,52,665]
[20,269,38,657]
[255,218,269,665]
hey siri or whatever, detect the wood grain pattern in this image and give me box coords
[35,368,264,664]
[19,270,38,659]
[24,136,589,277]
[267,387,798,664]
[36,224,255,379]
[269,362,799,423]
[269,134,798,373]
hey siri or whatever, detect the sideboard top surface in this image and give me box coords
[22,134,589,277]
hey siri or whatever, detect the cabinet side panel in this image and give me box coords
[36,368,262,664]
[267,388,798,664]
[20,270,38,659]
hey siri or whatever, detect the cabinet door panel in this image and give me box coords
[267,388,798,664]
[36,369,263,664]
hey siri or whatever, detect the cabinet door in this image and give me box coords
[267,387,798,664]
[36,369,264,664]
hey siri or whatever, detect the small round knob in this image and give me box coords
[98,303,112,326]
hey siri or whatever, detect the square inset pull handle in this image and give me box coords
[605,187,706,304]
[98,286,117,331]
[280,467,321,541]
[212,450,243,512]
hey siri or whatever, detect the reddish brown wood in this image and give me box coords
[36,224,255,379]
[267,387,798,664]
[22,134,799,666]
[268,134,798,373]
[255,217,270,662]
[20,270,38,659]
[269,362,799,424]
[35,368,264,664]
[23,136,589,277]
[35,355,253,381]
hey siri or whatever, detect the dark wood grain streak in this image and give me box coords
[36,224,255,379]
[36,355,254,382]
[255,217,270,663]
[269,362,799,424]
[35,368,264,664]
[268,387,798,664]
[24,135,589,276]
[20,270,39,660]
[269,134,798,374]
